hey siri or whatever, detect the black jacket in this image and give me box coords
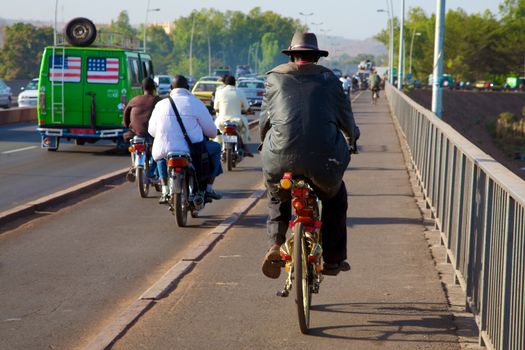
[260,62,358,198]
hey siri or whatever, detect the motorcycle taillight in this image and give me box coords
[224,126,236,134]
[168,157,189,168]
[133,143,145,152]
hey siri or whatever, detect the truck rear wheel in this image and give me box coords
[64,17,97,47]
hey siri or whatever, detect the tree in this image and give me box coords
[145,26,173,74]
[0,23,53,79]
[258,32,279,72]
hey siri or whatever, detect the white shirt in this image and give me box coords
[148,88,217,161]
[213,85,249,119]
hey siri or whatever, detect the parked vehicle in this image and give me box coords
[127,135,160,198]
[0,79,12,109]
[505,76,525,91]
[154,75,173,96]
[18,78,39,107]
[166,152,206,227]
[37,17,154,151]
[191,80,223,112]
[473,80,492,91]
[236,79,265,109]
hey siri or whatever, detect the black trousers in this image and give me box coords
[266,181,348,264]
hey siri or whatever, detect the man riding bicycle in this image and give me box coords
[260,32,359,278]
[369,69,381,100]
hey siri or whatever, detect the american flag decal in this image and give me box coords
[49,56,81,82]
[87,57,119,84]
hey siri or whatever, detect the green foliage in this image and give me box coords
[167,7,300,78]
[374,4,525,82]
[259,32,280,73]
[0,23,53,79]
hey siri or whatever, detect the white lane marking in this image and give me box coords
[1,146,38,154]
[351,91,363,103]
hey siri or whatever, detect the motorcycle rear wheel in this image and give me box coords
[137,167,150,198]
[174,173,189,227]
[226,147,233,171]
[294,222,311,334]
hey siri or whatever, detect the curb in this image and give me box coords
[82,186,266,350]
[0,167,128,231]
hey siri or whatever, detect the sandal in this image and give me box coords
[262,244,284,279]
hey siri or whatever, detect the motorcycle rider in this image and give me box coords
[260,32,359,278]
[148,75,223,203]
[213,75,254,157]
[123,77,161,181]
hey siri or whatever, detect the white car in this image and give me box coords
[153,75,173,96]
[18,78,39,107]
[0,79,12,109]
[236,79,265,109]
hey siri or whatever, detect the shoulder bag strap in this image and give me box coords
[168,96,193,148]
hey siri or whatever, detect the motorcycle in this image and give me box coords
[127,135,160,198]
[166,152,206,227]
[219,119,244,171]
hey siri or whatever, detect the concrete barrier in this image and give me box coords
[0,107,37,125]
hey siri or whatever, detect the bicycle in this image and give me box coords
[371,88,379,105]
[276,172,323,334]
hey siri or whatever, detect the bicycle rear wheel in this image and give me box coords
[293,222,311,334]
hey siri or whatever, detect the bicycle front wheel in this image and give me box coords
[293,222,311,334]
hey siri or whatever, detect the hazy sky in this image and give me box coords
[2,0,502,40]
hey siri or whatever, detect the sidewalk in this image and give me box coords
[110,92,466,349]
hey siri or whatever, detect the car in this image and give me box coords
[235,65,251,78]
[0,79,12,109]
[18,78,39,107]
[473,80,493,91]
[198,75,222,82]
[236,79,265,109]
[154,75,173,96]
[212,67,231,78]
[191,80,224,111]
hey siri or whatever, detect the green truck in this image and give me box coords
[37,18,154,150]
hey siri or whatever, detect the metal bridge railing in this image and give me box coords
[385,83,525,350]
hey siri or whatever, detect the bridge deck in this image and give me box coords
[110,92,480,349]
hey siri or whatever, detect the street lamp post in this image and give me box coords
[409,30,421,76]
[311,22,323,33]
[299,12,313,28]
[398,0,405,89]
[144,0,160,52]
[189,15,195,77]
[432,0,446,118]
[377,6,393,84]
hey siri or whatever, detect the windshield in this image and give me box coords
[158,77,171,84]
[194,83,219,92]
[238,81,264,89]
[25,80,39,90]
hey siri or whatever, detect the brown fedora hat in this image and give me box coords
[282,32,329,57]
